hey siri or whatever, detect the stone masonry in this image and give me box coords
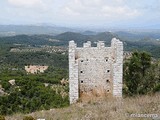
[69,38,123,104]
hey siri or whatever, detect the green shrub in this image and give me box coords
[124,51,160,95]
[23,116,35,120]
[0,115,5,120]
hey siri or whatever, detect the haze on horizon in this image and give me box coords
[0,0,160,29]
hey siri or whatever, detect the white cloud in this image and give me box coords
[0,0,158,27]
[8,0,45,8]
[64,7,80,16]
[60,0,141,21]
[101,6,140,18]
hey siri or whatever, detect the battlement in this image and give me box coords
[69,38,123,104]
[69,38,122,48]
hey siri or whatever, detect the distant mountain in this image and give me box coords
[0,31,160,58]
[81,31,97,35]
[0,31,118,47]
[54,32,89,46]
[91,32,118,45]
[0,34,61,46]
[54,32,89,41]
[0,25,76,36]
[115,31,160,41]
[53,31,118,46]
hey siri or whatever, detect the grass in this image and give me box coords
[5,93,160,120]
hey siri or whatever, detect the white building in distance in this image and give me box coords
[25,65,48,74]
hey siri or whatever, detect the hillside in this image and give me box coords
[0,35,57,46]
[53,31,117,46]
[5,93,160,120]
[115,30,160,41]
[81,30,97,35]
[53,32,160,57]
[0,31,159,119]
[54,32,89,46]
[0,31,118,47]
[90,32,118,45]
[0,31,160,58]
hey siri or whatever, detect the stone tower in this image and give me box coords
[69,38,123,104]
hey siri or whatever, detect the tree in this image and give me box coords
[123,51,152,95]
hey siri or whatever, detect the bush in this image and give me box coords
[123,51,159,95]
[0,115,5,120]
[23,116,35,120]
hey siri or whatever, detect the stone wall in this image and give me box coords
[69,38,123,104]
[69,41,79,104]
[111,38,123,97]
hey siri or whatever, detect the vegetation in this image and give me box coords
[0,48,69,115]
[0,32,159,117]
[0,115,5,120]
[23,116,35,120]
[0,52,68,68]
[124,40,160,58]
[0,32,160,57]
[123,51,160,95]
[0,71,69,115]
[5,93,160,120]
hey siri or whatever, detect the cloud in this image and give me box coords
[8,0,45,8]
[101,6,140,18]
[4,0,158,27]
[64,7,80,16]
[60,0,141,21]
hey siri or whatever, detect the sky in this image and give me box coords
[0,0,160,28]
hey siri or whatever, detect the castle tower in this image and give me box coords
[69,38,123,104]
